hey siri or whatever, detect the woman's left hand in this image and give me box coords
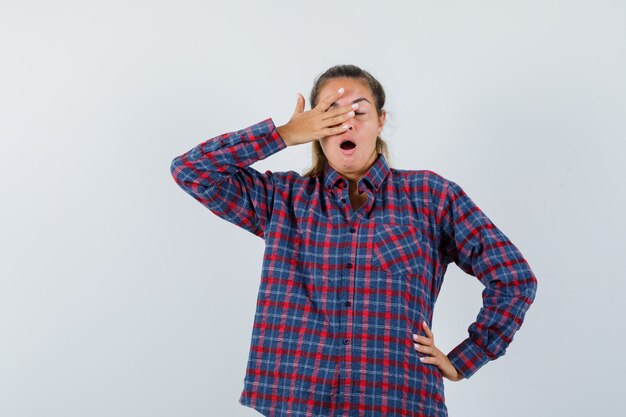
[412,321,464,382]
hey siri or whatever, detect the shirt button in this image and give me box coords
[341,198,346,203]
[343,339,350,345]
[344,301,351,307]
[346,263,352,269]
[349,227,355,233]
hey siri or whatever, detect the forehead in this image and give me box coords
[320,77,374,106]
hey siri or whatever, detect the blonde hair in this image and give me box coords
[302,64,392,178]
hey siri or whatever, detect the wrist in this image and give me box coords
[276,124,295,146]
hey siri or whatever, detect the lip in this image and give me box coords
[339,138,357,156]
[339,146,357,156]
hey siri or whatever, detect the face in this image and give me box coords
[316,77,386,183]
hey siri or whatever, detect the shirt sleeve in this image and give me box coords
[437,178,538,379]
[169,117,287,239]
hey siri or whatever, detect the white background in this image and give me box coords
[1,1,624,416]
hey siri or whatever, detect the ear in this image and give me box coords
[378,110,386,133]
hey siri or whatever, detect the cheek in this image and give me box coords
[318,138,331,154]
[355,117,377,132]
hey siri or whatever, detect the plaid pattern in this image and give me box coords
[170,118,538,417]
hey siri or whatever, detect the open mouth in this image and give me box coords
[340,139,356,150]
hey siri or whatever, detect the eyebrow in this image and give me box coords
[330,97,371,107]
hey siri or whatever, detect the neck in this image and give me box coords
[348,179,359,194]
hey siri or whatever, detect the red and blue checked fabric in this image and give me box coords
[170,117,538,417]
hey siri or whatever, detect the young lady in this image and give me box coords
[170,64,537,417]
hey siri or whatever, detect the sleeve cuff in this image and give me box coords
[257,117,288,152]
[447,337,492,379]
[241,117,288,159]
[201,117,287,158]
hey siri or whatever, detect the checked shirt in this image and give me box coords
[170,117,538,417]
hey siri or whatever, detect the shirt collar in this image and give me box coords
[322,153,390,193]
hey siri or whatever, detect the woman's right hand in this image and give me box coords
[276,87,359,146]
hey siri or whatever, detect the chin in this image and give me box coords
[339,160,366,174]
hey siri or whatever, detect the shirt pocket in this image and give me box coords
[371,223,434,318]
[371,222,431,276]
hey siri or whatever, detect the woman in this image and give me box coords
[170,64,537,417]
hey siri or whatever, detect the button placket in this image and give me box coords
[337,179,347,204]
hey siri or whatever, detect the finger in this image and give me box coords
[413,342,435,355]
[321,124,351,137]
[418,355,436,365]
[323,110,356,127]
[320,103,359,123]
[316,87,347,112]
[413,333,433,347]
[294,93,305,114]
[422,320,434,339]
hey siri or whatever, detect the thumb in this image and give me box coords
[293,93,305,115]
